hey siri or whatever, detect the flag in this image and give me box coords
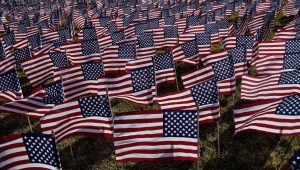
[0,40,15,74]
[113,110,198,162]
[234,93,300,135]
[137,33,156,57]
[40,95,113,143]
[54,61,104,101]
[241,70,300,100]
[98,66,156,105]
[156,78,220,124]
[228,46,247,78]
[14,46,32,67]
[60,39,100,64]
[101,42,137,74]
[0,133,61,170]
[150,25,179,48]
[281,148,300,170]
[27,31,42,49]
[273,29,298,41]
[0,69,23,102]
[172,39,199,65]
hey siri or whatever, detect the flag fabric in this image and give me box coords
[98,66,156,105]
[281,148,300,170]
[0,69,23,102]
[40,94,113,143]
[22,50,69,87]
[228,46,247,78]
[14,46,32,67]
[234,93,300,136]
[54,61,104,101]
[241,70,300,100]
[113,109,198,162]
[156,78,220,124]
[0,133,61,170]
[172,39,199,65]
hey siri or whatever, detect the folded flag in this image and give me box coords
[234,93,300,135]
[113,110,198,162]
[0,133,61,170]
[40,94,113,143]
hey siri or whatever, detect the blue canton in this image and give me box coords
[123,16,133,27]
[161,9,170,18]
[286,40,300,54]
[135,23,147,36]
[81,61,104,80]
[21,133,60,168]
[147,18,159,29]
[187,15,198,27]
[163,110,198,138]
[190,78,219,106]
[138,33,154,48]
[295,31,300,40]
[131,66,155,92]
[278,70,300,85]
[81,39,100,56]
[83,26,98,41]
[0,42,6,59]
[3,32,16,46]
[208,13,215,22]
[49,52,68,68]
[217,19,228,29]
[99,17,110,27]
[205,22,218,34]
[236,35,253,49]
[15,47,31,67]
[118,43,136,59]
[78,95,111,117]
[228,46,246,64]
[198,15,207,25]
[18,22,27,34]
[39,19,50,29]
[283,53,300,69]
[276,94,300,115]
[107,22,117,34]
[164,26,178,38]
[153,52,173,71]
[196,33,210,45]
[111,31,125,45]
[165,15,175,25]
[142,10,149,18]
[0,70,21,92]
[287,149,300,170]
[41,81,64,104]
[212,57,235,81]
[182,40,198,58]
[28,33,42,49]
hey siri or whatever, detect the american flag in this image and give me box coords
[195,32,211,55]
[40,94,113,143]
[273,29,299,41]
[54,61,104,101]
[241,70,300,101]
[101,42,137,74]
[0,133,61,170]
[14,46,32,67]
[252,40,300,74]
[202,53,236,95]
[234,93,300,136]
[205,22,219,44]
[0,69,23,102]
[281,148,300,170]
[0,87,55,118]
[99,66,156,105]
[150,25,179,48]
[113,109,198,162]
[0,40,15,74]
[27,32,42,49]
[172,39,199,65]
[60,39,100,64]
[228,46,247,78]
[22,50,68,87]
[137,33,156,57]
[181,65,215,88]
[156,78,220,124]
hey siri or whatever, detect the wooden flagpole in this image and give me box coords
[27,117,33,132]
[196,106,201,170]
[217,121,220,157]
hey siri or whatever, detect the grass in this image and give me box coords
[0,4,299,170]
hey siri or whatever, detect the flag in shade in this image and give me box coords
[27,32,42,49]
[54,61,104,101]
[0,86,56,118]
[22,51,68,87]
[82,26,98,40]
[0,133,61,170]
[234,93,300,135]
[156,78,220,124]
[98,66,156,105]
[40,95,113,143]
[281,148,300,170]
[172,39,199,65]
[14,47,31,67]
[3,31,16,47]
[113,110,198,162]
[0,69,23,102]
[241,70,300,100]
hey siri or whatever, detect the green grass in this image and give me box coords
[0,4,299,170]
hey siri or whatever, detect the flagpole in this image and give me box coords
[217,121,220,157]
[196,106,200,170]
[27,116,33,132]
[171,50,179,92]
